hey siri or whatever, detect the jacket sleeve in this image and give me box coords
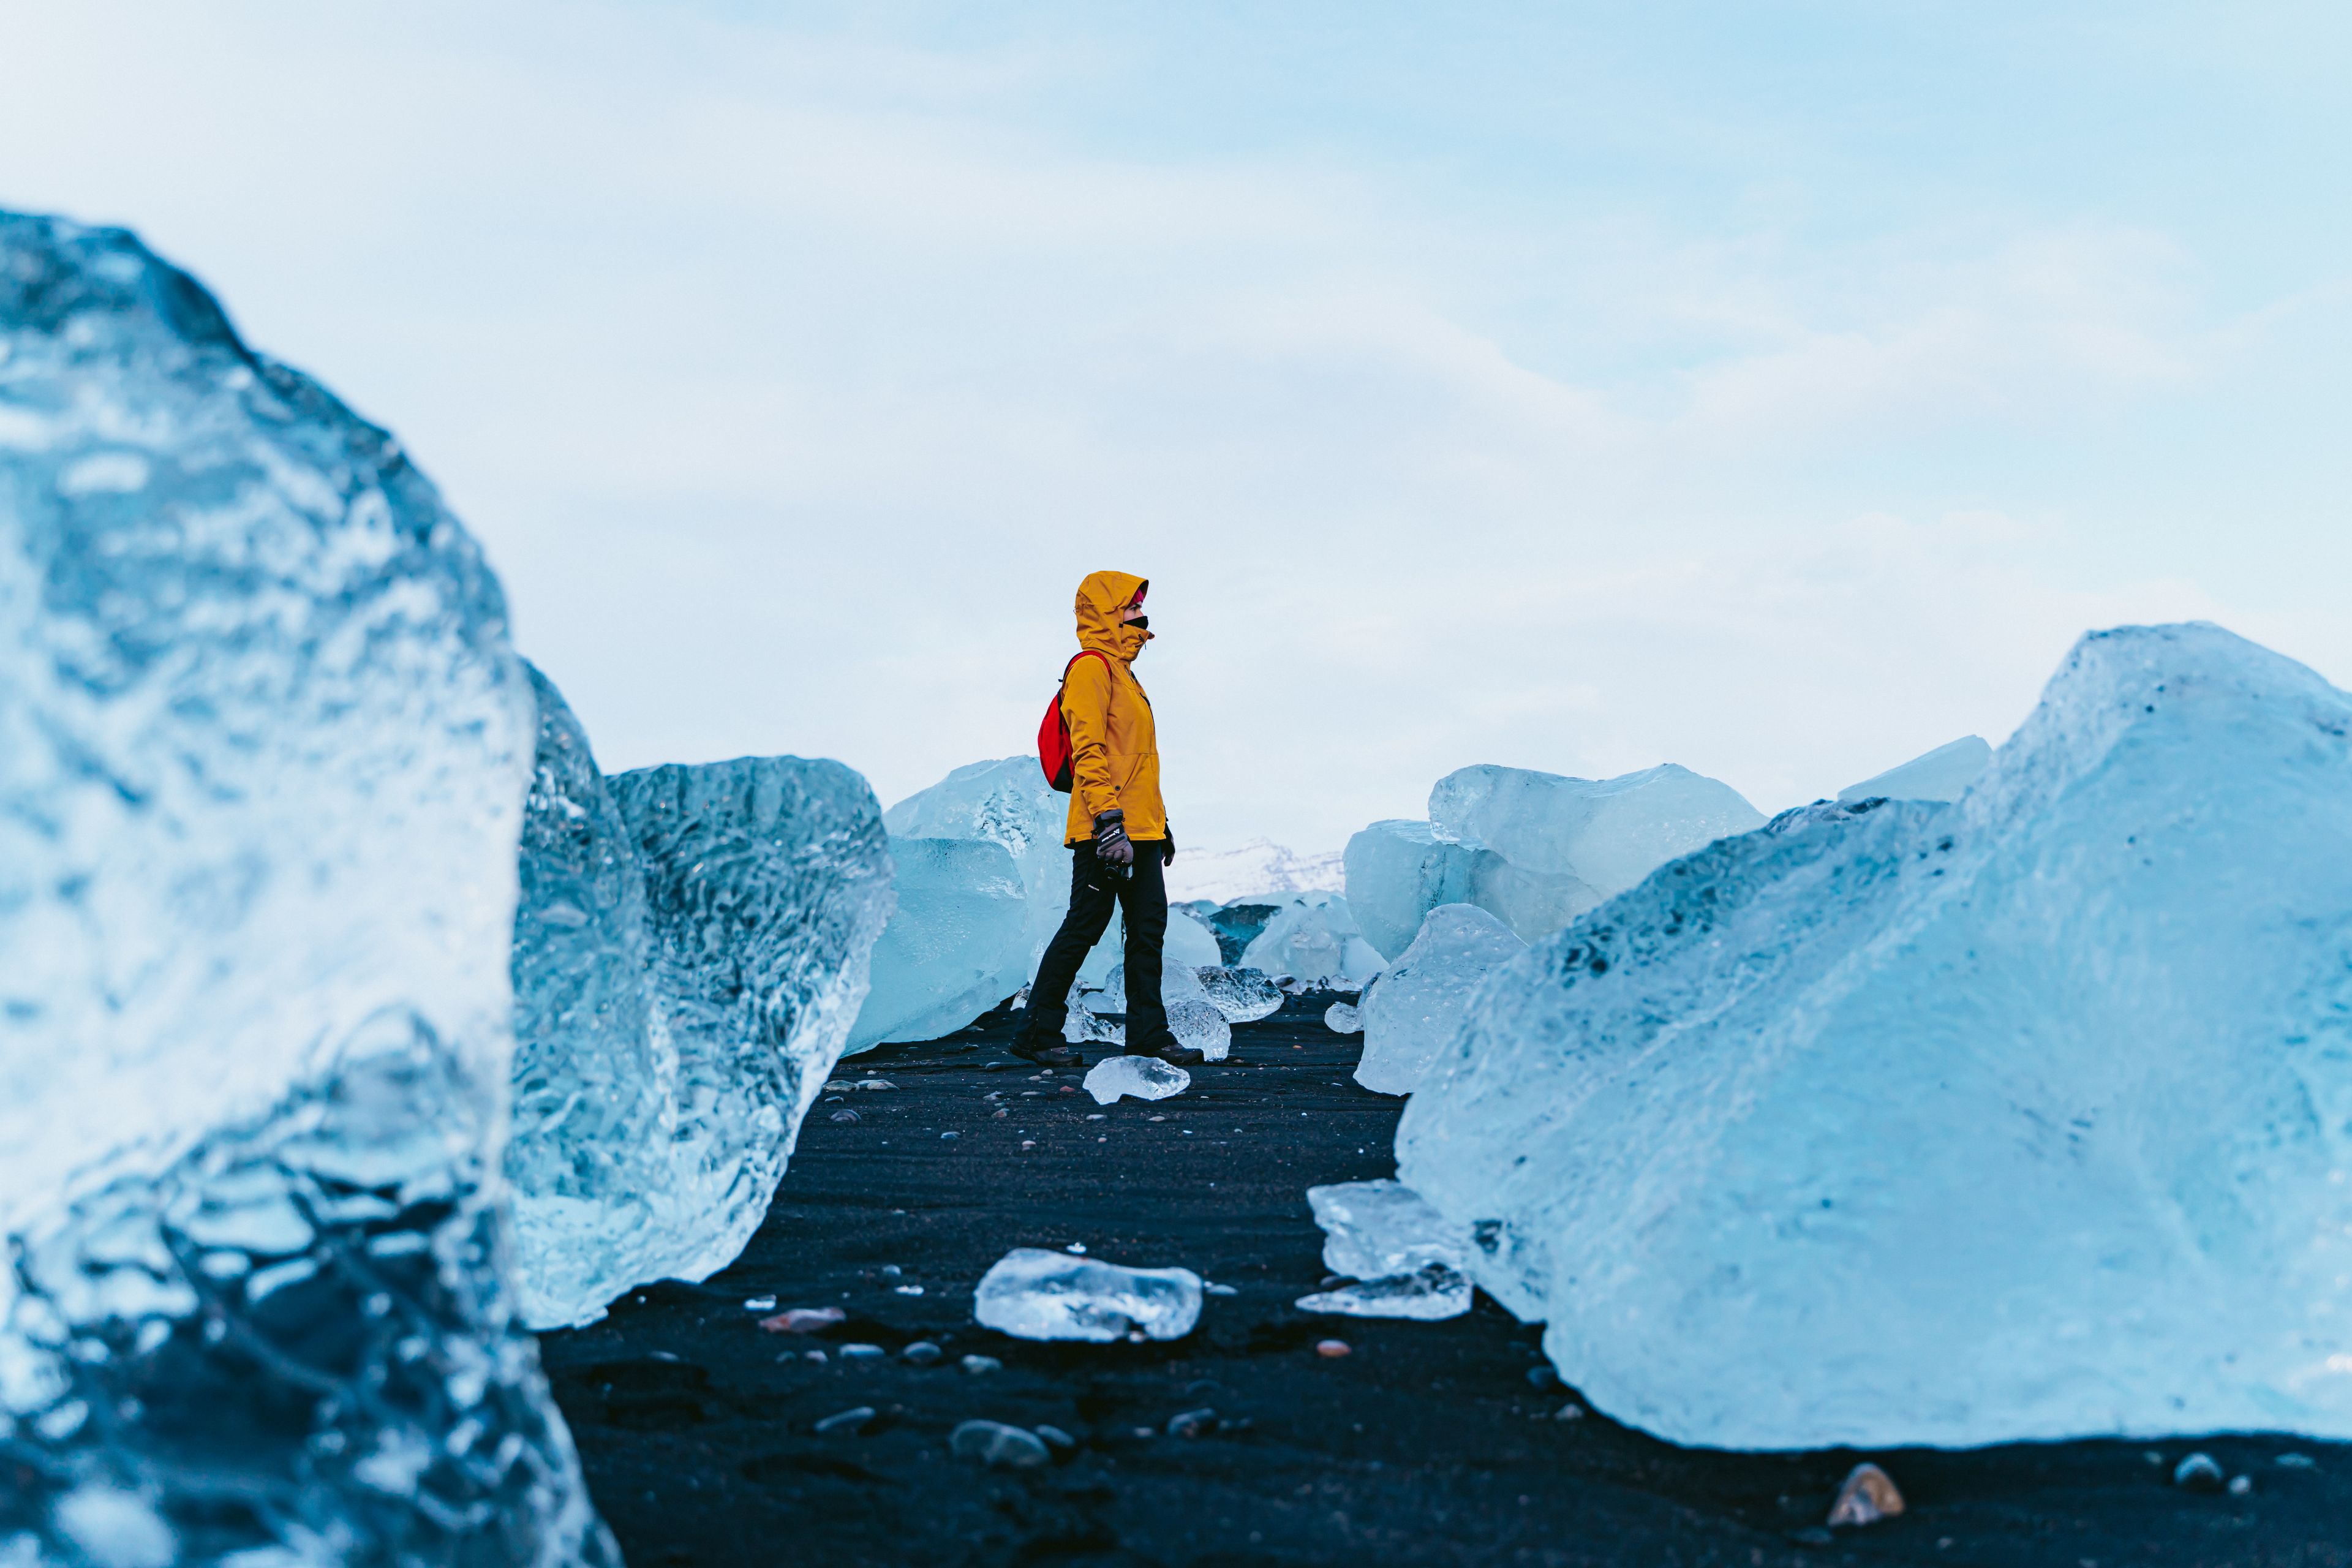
[1061,655,1121,823]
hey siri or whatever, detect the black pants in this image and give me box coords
[1020,842,1171,1049]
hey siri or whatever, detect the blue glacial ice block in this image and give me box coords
[0,212,611,1561]
[846,835,1028,1054]
[1400,622,2352,1450]
[1836,733,1994,804]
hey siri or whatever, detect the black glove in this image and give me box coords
[1093,809,1133,867]
[1163,827,1176,867]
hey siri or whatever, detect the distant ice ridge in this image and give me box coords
[1353,905,1525,1096]
[1163,838,1345,903]
[0,213,611,1560]
[1347,763,1763,959]
[507,667,894,1329]
[1836,734,1991,804]
[1399,624,2352,1449]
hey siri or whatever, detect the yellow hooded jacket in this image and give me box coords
[1061,570,1166,846]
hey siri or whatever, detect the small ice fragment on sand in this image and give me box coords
[973,1248,1202,1342]
[744,1295,777,1311]
[1084,1057,1191,1105]
[2174,1453,2224,1491]
[1035,1423,1076,1452]
[1297,1263,1471,1321]
[839,1344,885,1361]
[902,1341,941,1364]
[961,1355,1001,1374]
[1324,1002,1362,1034]
[1170,997,1232,1060]
[950,1420,1050,1469]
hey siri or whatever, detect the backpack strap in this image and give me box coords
[1060,649,1114,685]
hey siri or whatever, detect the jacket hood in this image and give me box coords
[1075,570,1151,661]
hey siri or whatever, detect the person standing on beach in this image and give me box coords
[1011,571,1204,1070]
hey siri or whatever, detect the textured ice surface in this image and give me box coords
[1345,818,1600,956]
[506,669,893,1328]
[1297,1182,1472,1321]
[847,836,1026,1052]
[1238,894,1385,986]
[1169,997,1234,1060]
[883,756,1068,972]
[1836,734,1993,804]
[606,757,892,1297]
[973,1249,1202,1341]
[1084,1056,1192,1104]
[1324,1002,1363,1034]
[1354,905,1527,1096]
[1197,966,1284,1023]
[1400,624,2352,1449]
[0,213,610,1559]
[1431,763,1764,899]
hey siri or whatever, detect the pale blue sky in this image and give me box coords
[4,1,2345,848]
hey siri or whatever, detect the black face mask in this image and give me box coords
[1126,614,1148,630]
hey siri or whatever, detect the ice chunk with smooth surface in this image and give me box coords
[884,756,1069,969]
[846,836,1027,1052]
[1429,763,1764,899]
[1346,818,1600,954]
[1354,905,1527,1096]
[1084,1055,1192,1104]
[1400,624,2352,1449]
[974,1248,1202,1341]
[1325,1002,1363,1034]
[0,213,610,1561]
[1836,734,1992,804]
[1238,894,1385,986]
[1197,966,1285,1023]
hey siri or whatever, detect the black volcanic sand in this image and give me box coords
[542,997,2351,1567]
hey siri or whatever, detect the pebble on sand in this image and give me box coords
[902,1341,942,1364]
[2174,1453,2225,1493]
[1166,1408,1217,1438]
[1826,1462,1905,1527]
[828,1109,859,1123]
[960,1354,1001,1375]
[949,1420,1051,1469]
[1315,1340,1351,1359]
[758,1306,846,1333]
[813,1406,875,1436]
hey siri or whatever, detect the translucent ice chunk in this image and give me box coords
[1325,1002,1363,1034]
[1084,1056,1192,1104]
[973,1248,1203,1341]
[1400,624,2352,1449]
[505,670,893,1329]
[0,213,610,1560]
[1430,763,1764,900]
[1836,734,1992,804]
[1168,997,1232,1061]
[1196,965,1285,1023]
[1307,1180,1472,1280]
[883,756,1068,971]
[846,835,1027,1052]
[1344,818,1600,956]
[1295,1264,1472,1321]
[1238,894,1385,987]
[1354,905,1527,1096]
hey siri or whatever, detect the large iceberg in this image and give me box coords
[1353,905,1526,1096]
[1347,764,1763,956]
[505,669,893,1329]
[1836,734,1993,804]
[1399,624,2352,1450]
[845,836,1027,1053]
[883,756,1069,972]
[0,214,611,1559]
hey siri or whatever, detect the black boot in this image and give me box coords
[1011,1033,1084,1069]
[1123,1031,1205,1068]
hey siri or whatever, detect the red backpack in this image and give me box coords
[1038,650,1113,792]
